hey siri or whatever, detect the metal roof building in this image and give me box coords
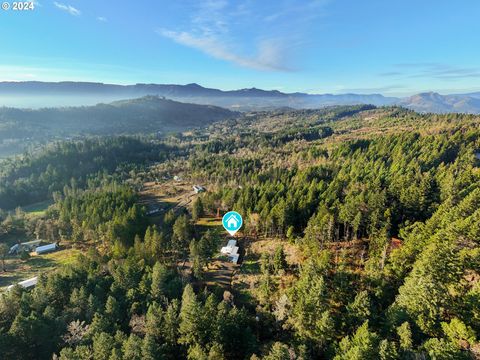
[35,243,58,255]
[7,277,38,291]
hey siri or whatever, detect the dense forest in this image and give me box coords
[0,96,237,158]
[0,137,173,209]
[1,106,480,359]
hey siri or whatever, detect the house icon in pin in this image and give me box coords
[226,214,239,229]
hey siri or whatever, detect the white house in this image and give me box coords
[35,243,58,255]
[221,239,240,264]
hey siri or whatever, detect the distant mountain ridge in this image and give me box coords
[398,92,480,113]
[1,81,480,113]
[0,81,396,110]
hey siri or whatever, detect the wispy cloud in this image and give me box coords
[97,16,107,22]
[53,2,80,16]
[157,0,329,72]
[158,29,290,71]
[381,63,480,80]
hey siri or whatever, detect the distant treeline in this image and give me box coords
[200,126,333,154]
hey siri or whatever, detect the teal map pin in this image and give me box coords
[222,211,243,236]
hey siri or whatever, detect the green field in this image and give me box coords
[195,217,222,227]
[21,199,53,216]
[0,247,80,290]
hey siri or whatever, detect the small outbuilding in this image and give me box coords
[147,208,161,216]
[193,185,206,193]
[8,240,42,255]
[35,243,58,255]
[7,276,38,291]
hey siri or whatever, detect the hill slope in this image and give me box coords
[0,96,237,156]
[398,92,480,113]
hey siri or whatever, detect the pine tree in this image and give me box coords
[272,246,287,274]
[192,197,205,221]
[179,285,202,346]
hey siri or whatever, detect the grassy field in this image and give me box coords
[195,217,222,226]
[22,199,53,216]
[0,247,80,290]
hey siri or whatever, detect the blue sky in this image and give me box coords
[1,0,480,96]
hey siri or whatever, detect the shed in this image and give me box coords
[7,276,38,291]
[8,244,19,255]
[35,243,58,255]
[193,185,206,193]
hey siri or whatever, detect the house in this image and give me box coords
[225,214,239,229]
[35,243,58,255]
[193,185,206,193]
[173,175,182,182]
[220,239,240,264]
[7,276,38,291]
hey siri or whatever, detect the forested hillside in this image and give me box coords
[1,106,480,359]
[0,96,237,157]
[0,137,173,209]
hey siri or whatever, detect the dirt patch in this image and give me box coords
[249,238,304,266]
[139,180,199,220]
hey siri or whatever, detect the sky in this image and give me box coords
[1,0,480,96]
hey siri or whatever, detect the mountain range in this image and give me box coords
[2,81,480,113]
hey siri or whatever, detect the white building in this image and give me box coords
[7,276,38,291]
[193,185,206,193]
[221,239,240,264]
[8,239,42,255]
[35,243,58,255]
[147,208,161,216]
